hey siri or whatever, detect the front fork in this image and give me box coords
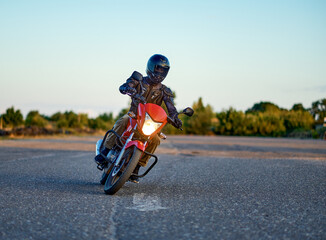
[114,124,137,168]
[108,124,158,179]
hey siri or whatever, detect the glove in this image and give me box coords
[169,115,182,129]
[173,117,183,129]
[126,86,137,96]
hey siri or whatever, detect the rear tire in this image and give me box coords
[104,146,141,195]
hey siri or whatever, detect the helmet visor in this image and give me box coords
[154,65,169,78]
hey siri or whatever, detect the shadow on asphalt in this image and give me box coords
[1,173,104,195]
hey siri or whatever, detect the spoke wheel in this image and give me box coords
[104,146,141,195]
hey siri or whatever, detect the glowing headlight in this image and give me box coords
[142,113,162,136]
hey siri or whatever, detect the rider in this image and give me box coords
[95,54,182,182]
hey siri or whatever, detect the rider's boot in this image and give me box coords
[94,147,110,165]
[129,164,141,183]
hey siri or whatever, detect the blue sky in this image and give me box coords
[1,0,325,117]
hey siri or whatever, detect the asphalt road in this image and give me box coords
[0,136,325,239]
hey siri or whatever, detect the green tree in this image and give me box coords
[98,113,114,123]
[77,113,89,129]
[64,111,79,128]
[215,108,287,137]
[291,103,305,112]
[246,101,281,114]
[25,110,48,127]
[2,107,24,128]
[50,111,90,129]
[88,118,106,130]
[215,108,241,135]
[215,108,257,136]
[51,112,67,128]
[62,111,89,129]
[256,112,286,137]
[282,110,314,132]
[50,112,64,122]
[115,108,129,121]
[183,97,214,135]
[89,112,114,130]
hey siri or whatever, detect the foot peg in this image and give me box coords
[97,163,104,171]
[96,161,109,171]
[128,174,139,183]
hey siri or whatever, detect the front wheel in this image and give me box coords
[100,162,114,185]
[104,146,142,195]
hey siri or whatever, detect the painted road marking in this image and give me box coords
[126,193,168,212]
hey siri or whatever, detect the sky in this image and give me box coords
[1,0,325,118]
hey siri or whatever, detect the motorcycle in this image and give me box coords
[95,95,194,195]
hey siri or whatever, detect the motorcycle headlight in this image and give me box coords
[142,113,162,136]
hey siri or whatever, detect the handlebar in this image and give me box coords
[132,94,146,104]
[130,83,185,131]
[131,95,182,130]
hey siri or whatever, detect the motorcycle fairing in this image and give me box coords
[127,117,137,132]
[145,103,167,122]
[137,103,168,137]
[137,103,146,128]
[120,117,137,145]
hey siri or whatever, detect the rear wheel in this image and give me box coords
[104,146,141,195]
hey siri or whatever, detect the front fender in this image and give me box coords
[125,140,145,152]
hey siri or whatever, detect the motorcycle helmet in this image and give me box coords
[146,54,170,84]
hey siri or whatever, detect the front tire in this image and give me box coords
[100,163,114,185]
[104,146,142,195]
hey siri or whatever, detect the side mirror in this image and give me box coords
[182,107,194,117]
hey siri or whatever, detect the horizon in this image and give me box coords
[1,97,322,119]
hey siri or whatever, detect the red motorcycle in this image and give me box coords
[95,97,194,195]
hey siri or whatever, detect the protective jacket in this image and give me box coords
[119,71,178,118]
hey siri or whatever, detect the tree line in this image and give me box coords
[0,98,325,138]
[179,98,325,138]
[0,109,116,136]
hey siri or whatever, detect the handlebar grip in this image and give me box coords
[167,116,182,130]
